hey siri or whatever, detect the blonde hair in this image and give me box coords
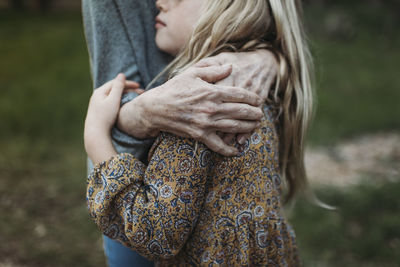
[152,0,314,203]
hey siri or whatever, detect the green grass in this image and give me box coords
[0,139,105,266]
[304,3,400,144]
[309,36,400,144]
[0,4,399,266]
[292,181,400,267]
[0,11,92,142]
[0,11,102,266]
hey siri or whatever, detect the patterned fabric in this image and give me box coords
[87,108,300,266]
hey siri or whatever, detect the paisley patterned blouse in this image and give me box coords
[87,108,300,266]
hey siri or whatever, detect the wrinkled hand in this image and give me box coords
[196,50,277,99]
[118,64,264,156]
[196,50,278,144]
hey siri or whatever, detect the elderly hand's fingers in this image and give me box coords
[193,64,232,83]
[237,133,252,145]
[153,115,239,156]
[249,70,276,101]
[202,132,238,156]
[216,86,263,107]
[151,117,200,139]
[212,49,278,100]
[211,119,260,134]
[123,88,146,95]
[155,120,238,156]
[211,103,263,121]
[194,55,224,68]
[221,133,236,145]
[125,80,141,89]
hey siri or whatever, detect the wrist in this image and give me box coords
[84,130,117,165]
[135,91,158,135]
[117,93,158,138]
[84,128,110,154]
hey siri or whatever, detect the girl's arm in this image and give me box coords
[84,74,140,164]
[86,133,213,260]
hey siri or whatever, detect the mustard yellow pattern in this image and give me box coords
[87,108,300,266]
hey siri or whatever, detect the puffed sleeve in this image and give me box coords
[86,132,214,260]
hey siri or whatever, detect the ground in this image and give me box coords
[306,133,400,187]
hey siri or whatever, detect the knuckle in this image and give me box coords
[187,68,198,77]
[185,114,195,124]
[229,121,240,131]
[202,103,218,115]
[246,79,253,88]
[193,116,209,129]
[190,130,203,140]
[207,88,219,99]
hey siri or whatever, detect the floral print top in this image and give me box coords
[87,108,300,266]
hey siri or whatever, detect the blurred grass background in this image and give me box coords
[0,0,399,266]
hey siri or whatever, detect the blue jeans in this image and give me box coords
[103,235,154,267]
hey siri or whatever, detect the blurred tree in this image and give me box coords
[10,0,25,10]
[38,0,52,11]
[8,0,53,11]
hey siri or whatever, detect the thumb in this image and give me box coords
[194,56,222,68]
[194,64,232,83]
[110,73,126,99]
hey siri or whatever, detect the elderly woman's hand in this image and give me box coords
[117,50,278,156]
[196,50,278,101]
[195,50,278,144]
[117,63,264,156]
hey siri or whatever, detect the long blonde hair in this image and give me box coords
[153,0,314,203]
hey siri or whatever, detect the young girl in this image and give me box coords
[85,0,313,265]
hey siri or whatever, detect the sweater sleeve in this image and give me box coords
[86,132,213,260]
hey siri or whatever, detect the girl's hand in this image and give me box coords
[84,73,141,164]
[85,73,127,134]
[85,74,142,134]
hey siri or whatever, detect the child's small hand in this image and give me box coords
[84,74,144,164]
[85,73,128,136]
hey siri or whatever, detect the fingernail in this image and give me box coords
[117,73,125,81]
[238,137,245,145]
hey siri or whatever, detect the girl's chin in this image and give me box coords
[155,41,178,56]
